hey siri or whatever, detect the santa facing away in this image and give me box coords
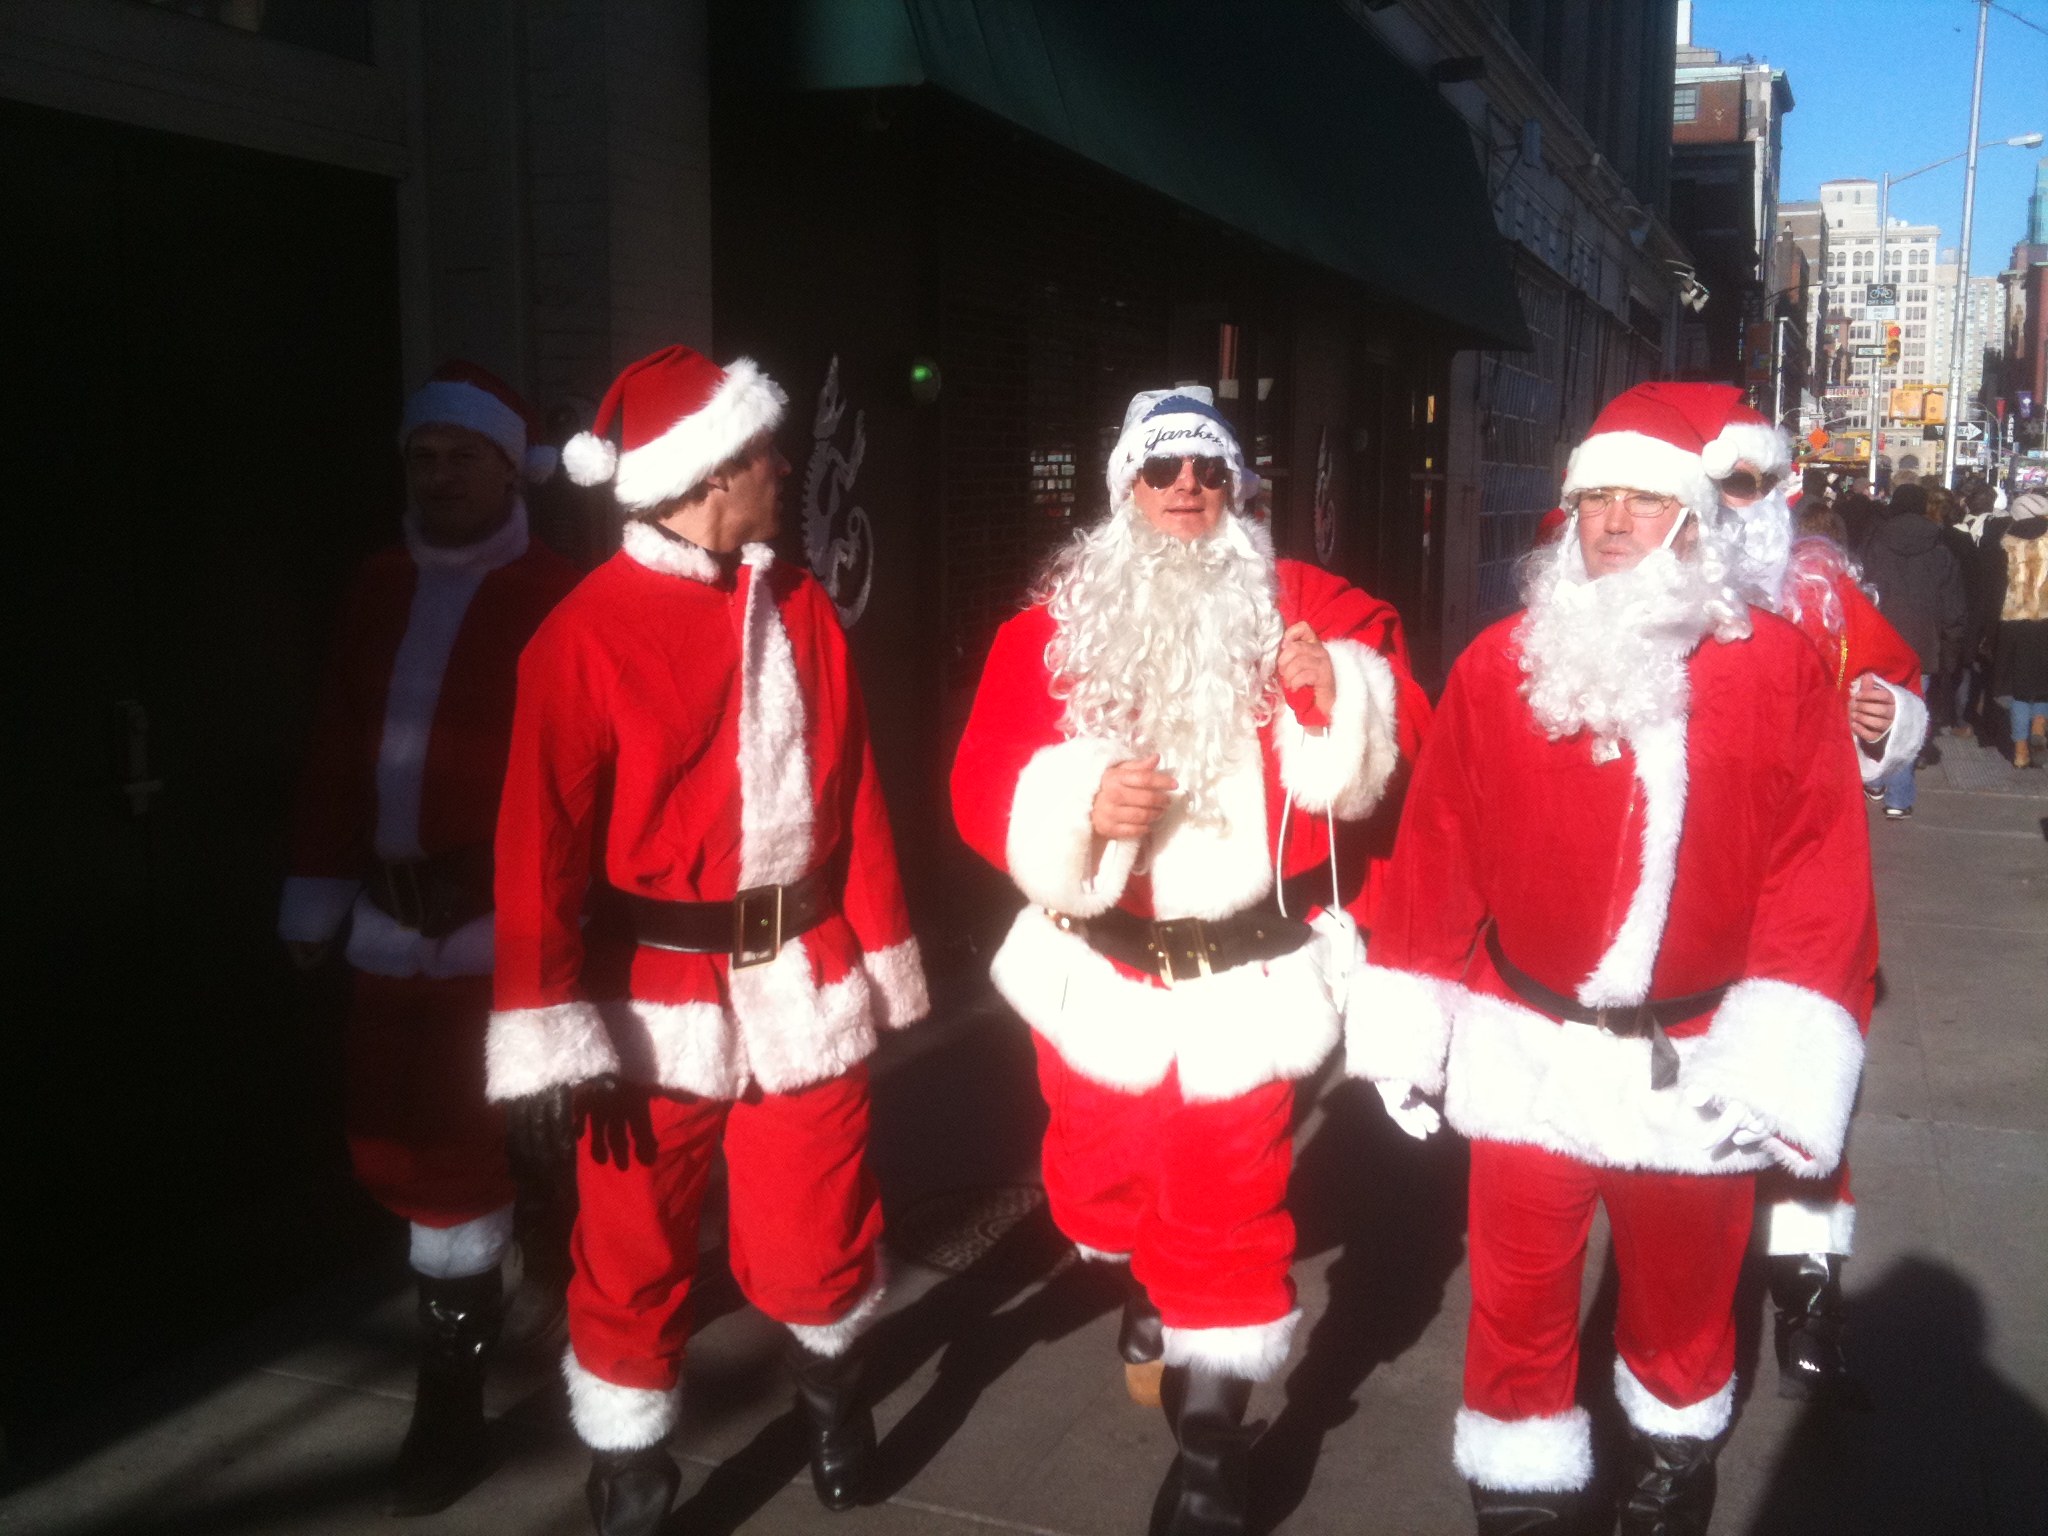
[1348,382,1875,1534]
[952,387,1428,1536]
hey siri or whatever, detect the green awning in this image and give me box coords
[736,0,1529,348]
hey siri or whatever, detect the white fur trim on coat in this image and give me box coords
[1766,1195,1857,1256]
[1578,718,1686,1009]
[1702,421,1791,480]
[1562,430,1719,524]
[611,358,789,511]
[1683,977,1864,1175]
[564,1348,681,1451]
[993,904,1343,1100]
[486,1002,622,1101]
[1858,677,1927,786]
[862,937,930,1028]
[1073,1244,1130,1264]
[1143,750,1274,920]
[409,1204,514,1280]
[1005,736,1141,917]
[1453,1406,1593,1493]
[278,875,362,944]
[727,937,882,1093]
[1275,639,1400,819]
[1343,962,1458,1097]
[1614,1357,1735,1440]
[620,518,722,582]
[785,1260,890,1358]
[1161,1309,1300,1381]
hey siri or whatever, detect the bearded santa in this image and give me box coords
[951,386,1427,1536]
[1347,382,1876,1534]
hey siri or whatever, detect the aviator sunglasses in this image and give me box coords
[1140,454,1231,491]
[1716,468,1782,499]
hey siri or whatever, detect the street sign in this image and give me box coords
[1953,422,1985,442]
[1923,425,1946,441]
[1852,344,1886,359]
[1865,282,1899,306]
[1865,305,1899,321]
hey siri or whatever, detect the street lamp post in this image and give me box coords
[1946,1,1990,487]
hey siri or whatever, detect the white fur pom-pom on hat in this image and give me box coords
[560,432,619,487]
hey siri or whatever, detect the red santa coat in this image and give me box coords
[1779,539,1928,786]
[280,508,580,976]
[485,522,927,1103]
[1349,609,1871,1177]
[951,558,1428,1102]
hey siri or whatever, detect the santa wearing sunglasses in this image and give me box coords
[951,387,1429,1536]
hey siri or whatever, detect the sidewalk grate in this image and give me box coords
[1932,739,2048,797]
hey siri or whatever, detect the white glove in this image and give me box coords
[1375,1080,1443,1141]
[1683,1084,1772,1152]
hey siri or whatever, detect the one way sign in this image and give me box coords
[1954,422,1986,442]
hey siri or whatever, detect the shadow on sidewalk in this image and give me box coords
[1251,1078,1471,1534]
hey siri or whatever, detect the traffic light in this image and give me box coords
[1884,323,1902,367]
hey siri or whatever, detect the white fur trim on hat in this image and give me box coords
[1160,1310,1300,1381]
[1561,430,1719,524]
[1702,421,1791,480]
[561,431,620,487]
[1106,387,1253,513]
[401,379,528,472]
[612,357,789,511]
[1453,1405,1593,1493]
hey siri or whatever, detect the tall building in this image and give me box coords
[1777,199,1829,426]
[1815,178,1941,458]
[1996,159,2048,462]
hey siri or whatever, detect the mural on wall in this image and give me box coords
[1313,425,1338,565]
[803,355,874,628]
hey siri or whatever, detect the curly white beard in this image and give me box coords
[1040,504,1283,824]
[1726,485,1795,607]
[1515,524,1750,756]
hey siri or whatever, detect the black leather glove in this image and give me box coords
[505,1083,580,1172]
[580,1075,657,1169]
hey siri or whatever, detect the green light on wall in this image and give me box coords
[910,357,942,404]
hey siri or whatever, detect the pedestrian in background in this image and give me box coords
[1990,491,2048,767]
[1860,483,1966,818]
[1924,486,1975,736]
[1837,489,1882,561]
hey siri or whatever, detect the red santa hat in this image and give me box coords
[399,361,558,483]
[1699,393,1792,481]
[1560,382,1741,525]
[561,345,788,512]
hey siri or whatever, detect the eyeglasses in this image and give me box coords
[1716,469,1782,499]
[1140,455,1231,491]
[1573,488,1678,519]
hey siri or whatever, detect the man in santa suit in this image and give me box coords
[1348,382,1874,1533]
[1702,394,1925,1410]
[279,362,581,1514]
[952,388,1427,1536]
[489,345,927,1536]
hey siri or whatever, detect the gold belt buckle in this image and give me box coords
[1149,918,1213,987]
[733,884,784,969]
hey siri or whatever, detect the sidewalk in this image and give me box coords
[3,747,2043,1536]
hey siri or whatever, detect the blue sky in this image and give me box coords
[1689,0,2048,273]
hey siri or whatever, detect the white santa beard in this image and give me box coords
[1043,506,1283,823]
[1727,487,1794,608]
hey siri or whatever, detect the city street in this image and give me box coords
[3,742,2042,1536]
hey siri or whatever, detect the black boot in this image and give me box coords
[387,1269,502,1516]
[1469,1482,1590,1534]
[788,1335,876,1511]
[585,1445,682,1536]
[1770,1253,1871,1408]
[1148,1366,1259,1536]
[1119,1285,1165,1366]
[1616,1427,1723,1536]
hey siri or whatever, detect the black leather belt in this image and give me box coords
[604,870,835,968]
[1483,926,1726,1091]
[364,845,494,939]
[1051,872,1336,986]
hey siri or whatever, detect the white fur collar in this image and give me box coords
[404,497,530,572]
[620,519,776,583]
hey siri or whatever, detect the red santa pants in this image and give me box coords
[568,1065,883,1393]
[1465,1139,1753,1422]
[346,972,515,1228]
[1033,1034,1297,1334]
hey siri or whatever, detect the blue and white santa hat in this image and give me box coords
[399,360,559,483]
[1107,386,1256,512]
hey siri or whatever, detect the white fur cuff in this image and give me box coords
[784,1261,889,1358]
[485,1001,622,1101]
[863,937,930,1029]
[563,1348,681,1451]
[1683,978,1864,1175]
[409,1205,514,1280]
[1453,1406,1593,1493]
[1859,678,1927,786]
[1073,1244,1131,1264]
[1613,1357,1735,1439]
[1006,737,1140,916]
[278,875,362,944]
[1160,1309,1300,1382]
[1766,1196,1856,1256]
[1276,639,1400,819]
[1343,963,1456,1095]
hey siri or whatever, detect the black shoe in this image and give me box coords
[585,1444,681,1536]
[1770,1253,1872,1409]
[1119,1285,1164,1366]
[1469,1482,1591,1534]
[1617,1426,1724,1536]
[788,1336,876,1511]
[387,1270,502,1516]
[1148,1366,1260,1536]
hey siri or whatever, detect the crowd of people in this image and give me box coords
[281,355,1958,1536]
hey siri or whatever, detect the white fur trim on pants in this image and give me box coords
[1006,737,1140,917]
[409,1204,515,1280]
[1453,1406,1593,1493]
[1859,677,1928,786]
[1766,1195,1857,1256]
[1160,1309,1300,1381]
[1343,962,1457,1096]
[563,1347,682,1452]
[1274,639,1400,820]
[784,1261,890,1359]
[1613,1357,1735,1440]
[486,1001,622,1101]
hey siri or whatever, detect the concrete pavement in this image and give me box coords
[2,742,2043,1536]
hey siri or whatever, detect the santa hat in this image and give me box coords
[561,345,787,511]
[1700,393,1792,481]
[1106,387,1253,512]
[399,361,558,483]
[1560,382,1735,526]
